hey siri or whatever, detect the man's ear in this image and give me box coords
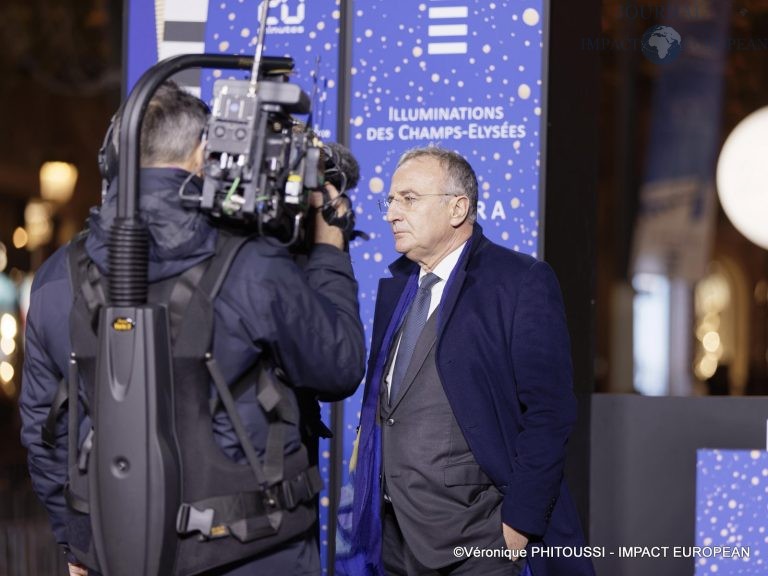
[189,141,205,176]
[449,195,470,226]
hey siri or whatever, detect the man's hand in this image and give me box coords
[502,523,529,560]
[311,183,348,249]
[68,563,88,576]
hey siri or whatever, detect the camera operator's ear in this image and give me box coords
[190,141,205,176]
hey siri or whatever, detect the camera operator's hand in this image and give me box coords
[68,562,87,576]
[311,183,349,250]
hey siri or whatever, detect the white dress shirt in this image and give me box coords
[385,242,468,395]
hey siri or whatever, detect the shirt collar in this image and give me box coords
[419,241,467,284]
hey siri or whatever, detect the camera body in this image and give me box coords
[193,71,324,244]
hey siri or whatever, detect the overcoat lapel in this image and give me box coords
[436,225,485,335]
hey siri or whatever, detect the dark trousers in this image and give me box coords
[382,502,526,576]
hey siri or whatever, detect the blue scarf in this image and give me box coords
[336,271,419,575]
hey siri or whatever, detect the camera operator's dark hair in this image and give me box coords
[139,81,210,167]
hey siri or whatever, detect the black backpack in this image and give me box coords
[43,230,324,575]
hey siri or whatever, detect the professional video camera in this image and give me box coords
[178,31,360,248]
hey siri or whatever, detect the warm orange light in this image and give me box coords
[702,331,721,353]
[0,361,13,383]
[12,227,28,249]
[696,355,718,380]
[24,200,53,250]
[0,338,15,355]
[40,161,78,204]
[0,314,17,339]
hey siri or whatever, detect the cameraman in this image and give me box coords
[20,81,365,575]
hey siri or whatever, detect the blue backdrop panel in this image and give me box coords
[343,0,547,485]
[126,0,158,94]
[696,449,768,575]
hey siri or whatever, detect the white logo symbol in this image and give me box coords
[257,0,306,26]
[427,4,468,55]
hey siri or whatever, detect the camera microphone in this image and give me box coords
[317,141,369,245]
[322,141,360,193]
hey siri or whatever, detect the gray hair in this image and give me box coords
[396,146,478,222]
[110,81,209,167]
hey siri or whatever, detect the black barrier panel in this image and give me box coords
[590,394,768,576]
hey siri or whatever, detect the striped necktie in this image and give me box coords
[389,272,440,403]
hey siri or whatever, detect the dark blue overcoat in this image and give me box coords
[368,225,595,576]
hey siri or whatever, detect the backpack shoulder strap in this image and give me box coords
[68,232,105,329]
[197,231,253,301]
[41,235,94,448]
[171,230,252,357]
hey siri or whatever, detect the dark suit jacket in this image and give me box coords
[369,225,594,576]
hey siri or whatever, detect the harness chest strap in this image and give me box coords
[176,466,323,540]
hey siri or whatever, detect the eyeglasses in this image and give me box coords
[377,193,455,213]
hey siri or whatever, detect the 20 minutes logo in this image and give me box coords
[257,0,306,29]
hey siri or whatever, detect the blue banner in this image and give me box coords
[696,450,768,575]
[343,0,547,489]
[125,0,158,94]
